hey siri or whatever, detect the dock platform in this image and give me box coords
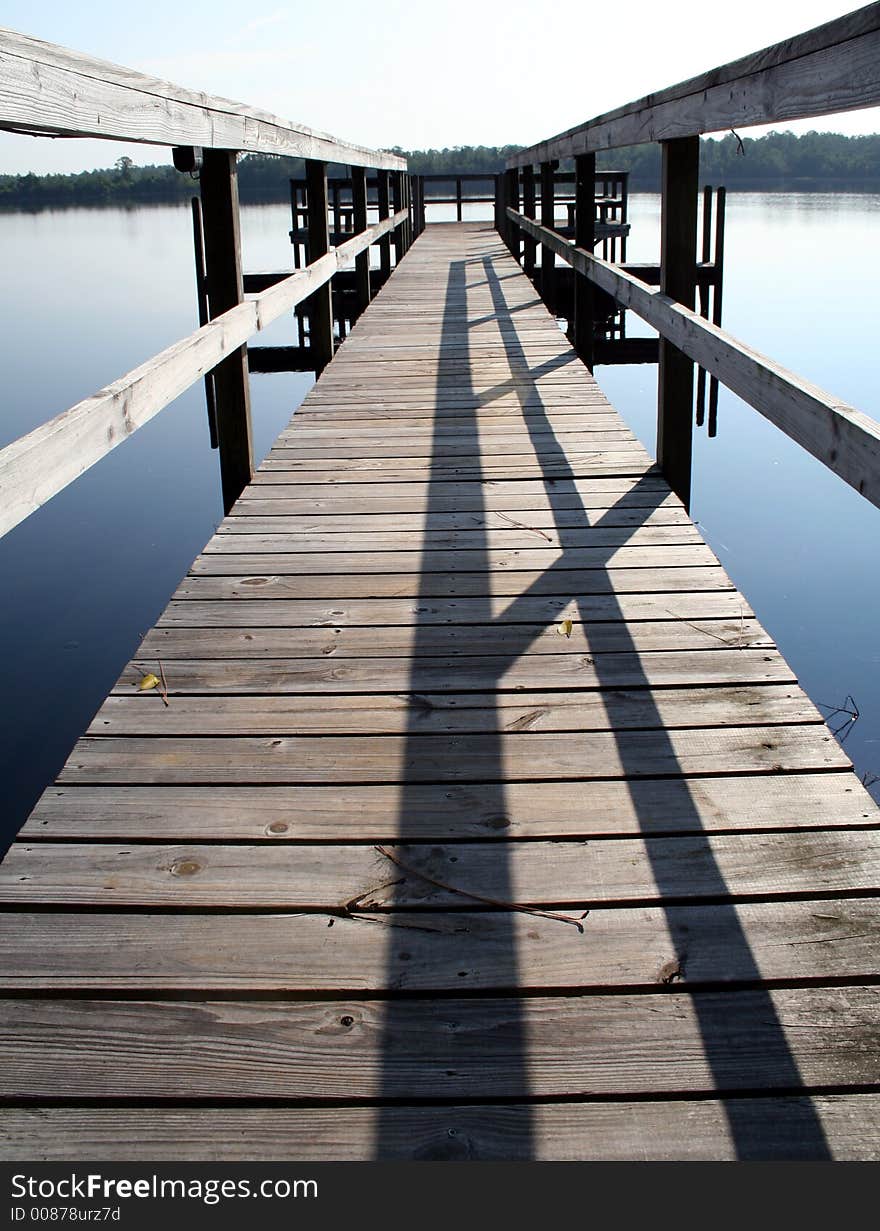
[2,223,879,1161]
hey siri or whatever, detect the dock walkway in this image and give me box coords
[2,223,879,1160]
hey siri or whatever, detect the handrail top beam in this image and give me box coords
[0,26,406,171]
[508,2,880,166]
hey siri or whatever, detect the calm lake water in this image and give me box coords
[2,191,879,847]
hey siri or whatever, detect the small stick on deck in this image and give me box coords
[374,845,589,932]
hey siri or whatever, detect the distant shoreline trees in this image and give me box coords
[1,132,878,210]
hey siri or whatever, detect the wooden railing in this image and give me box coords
[0,28,413,533]
[500,2,880,511]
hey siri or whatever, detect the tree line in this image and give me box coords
[1,131,878,209]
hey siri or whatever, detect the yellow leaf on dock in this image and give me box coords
[137,672,161,691]
[557,618,573,638]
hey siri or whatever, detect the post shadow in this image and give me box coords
[475,246,830,1159]
[376,228,828,1160]
[377,252,533,1158]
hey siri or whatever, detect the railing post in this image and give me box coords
[377,170,391,278]
[522,165,536,279]
[305,158,335,373]
[657,136,699,510]
[573,152,596,369]
[351,165,371,317]
[199,149,254,513]
[540,160,556,311]
[505,167,520,263]
[404,173,413,250]
[392,170,404,264]
[417,175,426,235]
[456,177,463,222]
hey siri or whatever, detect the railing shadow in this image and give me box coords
[476,244,829,1159]
[376,226,829,1159]
[377,246,533,1158]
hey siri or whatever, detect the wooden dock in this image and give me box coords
[2,222,880,1160]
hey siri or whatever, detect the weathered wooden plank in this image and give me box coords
[111,649,795,695]
[136,618,771,661]
[4,1095,878,1161]
[241,476,672,504]
[3,828,876,907]
[23,771,877,843]
[57,726,846,786]
[2,898,879,991]
[158,591,750,625]
[223,505,692,530]
[2,987,878,1100]
[84,684,818,737]
[205,526,701,554]
[0,27,406,167]
[173,567,736,601]
[255,457,654,481]
[188,546,721,575]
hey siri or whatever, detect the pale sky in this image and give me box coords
[1,0,878,175]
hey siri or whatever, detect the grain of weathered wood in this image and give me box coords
[135,618,772,661]
[203,525,702,553]
[3,899,879,991]
[0,27,406,168]
[82,684,817,738]
[3,829,875,907]
[158,590,750,624]
[110,649,796,695]
[22,771,876,843]
[85,685,818,737]
[3,1096,877,1162]
[187,546,721,575]
[172,567,736,602]
[2,987,877,1099]
[54,725,849,786]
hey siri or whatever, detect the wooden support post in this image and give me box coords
[657,136,699,509]
[392,171,404,264]
[377,171,391,277]
[189,196,218,450]
[305,158,334,373]
[416,175,426,235]
[456,177,463,222]
[351,165,371,317]
[505,168,520,262]
[494,175,502,234]
[540,160,556,311]
[708,186,727,437]
[522,164,536,278]
[199,148,253,513]
[696,185,713,428]
[404,173,413,250]
[573,151,596,368]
